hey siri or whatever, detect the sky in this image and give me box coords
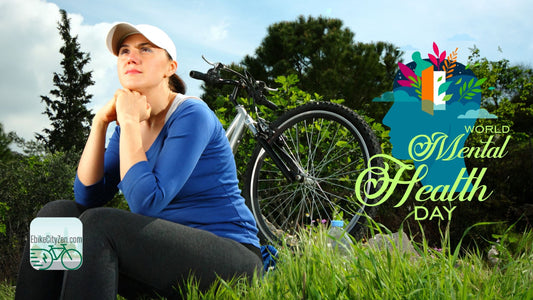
[1,0,532,148]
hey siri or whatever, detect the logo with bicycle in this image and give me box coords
[29,218,83,270]
[366,42,507,221]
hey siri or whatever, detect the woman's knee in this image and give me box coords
[79,207,122,236]
[36,200,86,218]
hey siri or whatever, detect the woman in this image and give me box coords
[16,22,262,299]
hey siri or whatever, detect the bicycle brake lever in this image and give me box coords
[264,86,278,92]
[201,55,225,70]
[256,80,278,92]
[201,55,215,66]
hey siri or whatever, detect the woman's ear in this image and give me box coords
[166,60,178,78]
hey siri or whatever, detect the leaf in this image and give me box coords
[398,62,416,80]
[438,81,452,95]
[443,94,453,101]
[439,51,447,64]
[397,80,413,87]
[455,78,462,85]
[428,54,438,67]
[336,141,348,147]
[474,77,487,87]
[433,42,439,56]
[437,76,443,82]
[468,78,475,89]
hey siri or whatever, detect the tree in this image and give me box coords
[239,16,403,119]
[468,46,533,137]
[37,9,94,153]
[0,123,15,161]
[458,47,533,239]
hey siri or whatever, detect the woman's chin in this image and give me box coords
[120,84,143,93]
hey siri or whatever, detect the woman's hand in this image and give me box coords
[94,96,118,126]
[115,89,152,125]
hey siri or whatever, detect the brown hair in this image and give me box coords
[166,52,186,94]
[169,74,186,94]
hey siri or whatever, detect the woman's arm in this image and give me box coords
[77,97,117,185]
[75,96,121,207]
[118,100,215,215]
[115,89,151,179]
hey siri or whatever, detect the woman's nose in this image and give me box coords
[126,51,139,64]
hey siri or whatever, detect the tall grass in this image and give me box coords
[5,225,532,299]
[184,224,533,299]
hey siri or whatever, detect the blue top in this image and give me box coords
[74,96,260,248]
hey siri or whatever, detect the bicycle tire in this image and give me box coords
[30,249,53,270]
[243,101,383,244]
[61,249,82,270]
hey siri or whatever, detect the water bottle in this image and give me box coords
[327,220,353,254]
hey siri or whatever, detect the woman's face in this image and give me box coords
[117,34,176,93]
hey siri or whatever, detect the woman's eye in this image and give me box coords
[119,48,129,55]
[141,47,152,53]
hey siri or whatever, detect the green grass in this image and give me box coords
[184,225,533,299]
[4,226,533,299]
[0,280,14,299]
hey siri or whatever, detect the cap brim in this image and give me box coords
[106,22,140,56]
[106,22,177,62]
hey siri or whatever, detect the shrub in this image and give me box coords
[0,151,77,282]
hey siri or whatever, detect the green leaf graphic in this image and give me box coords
[439,81,452,95]
[468,78,474,89]
[475,77,487,87]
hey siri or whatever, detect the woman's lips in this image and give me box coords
[125,69,141,74]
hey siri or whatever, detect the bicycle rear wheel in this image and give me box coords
[243,101,383,244]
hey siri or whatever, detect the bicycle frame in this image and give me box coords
[47,244,68,260]
[225,105,257,153]
[225,102,302,183]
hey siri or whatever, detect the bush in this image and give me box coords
[0,151,77,282]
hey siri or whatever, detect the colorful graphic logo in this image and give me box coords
[29,217,83,270]
[357,43,509,220]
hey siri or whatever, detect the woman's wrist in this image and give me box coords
[92,115,111,131]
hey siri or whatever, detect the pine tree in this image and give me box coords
[37,9,94,153]
[0,123,15,161]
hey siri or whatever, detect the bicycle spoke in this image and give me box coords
[245,102,382,243]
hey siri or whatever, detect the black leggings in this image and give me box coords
[15,200,263,299]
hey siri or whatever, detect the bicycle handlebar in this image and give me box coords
[189,70,209,82]
[190,56,279,110]
[189,70,222,85]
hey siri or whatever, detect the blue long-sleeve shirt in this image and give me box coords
[74,96,260,248]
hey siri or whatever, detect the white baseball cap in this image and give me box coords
[106,22,177,62]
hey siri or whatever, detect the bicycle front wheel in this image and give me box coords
[243,101,382,244]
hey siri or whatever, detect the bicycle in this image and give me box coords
[190,56,383,244]
[30,243,82,270]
